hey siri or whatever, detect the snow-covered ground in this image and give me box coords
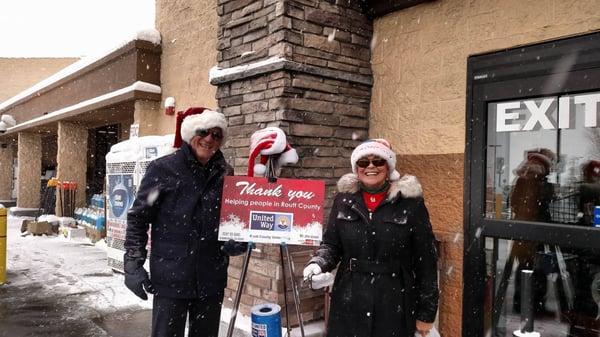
[4,216,152,312]
[1,216,153,337]
[1,215,323,337]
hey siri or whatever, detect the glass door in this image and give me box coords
[465,32,600,337]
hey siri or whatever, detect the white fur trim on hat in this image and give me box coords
[350,139,401,181]
[180,109,227,144]
[337,173,422,199]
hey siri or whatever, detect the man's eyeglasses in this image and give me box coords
[195,129,223,141]
[356,158,387,168]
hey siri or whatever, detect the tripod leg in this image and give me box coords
[283,243,305,337]
[280,245,291,336]
[226,242,254,337]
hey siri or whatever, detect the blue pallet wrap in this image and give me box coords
[251,303,281,337]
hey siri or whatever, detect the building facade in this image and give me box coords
[2,0,600,336]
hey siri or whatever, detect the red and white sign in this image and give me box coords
[219,176,325,246]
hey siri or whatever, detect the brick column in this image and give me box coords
[56,121,88,213]
[214,0,373,324]
[0,144,15,201]
[17,133,42,208]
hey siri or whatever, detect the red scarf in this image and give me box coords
[362,190,387,212]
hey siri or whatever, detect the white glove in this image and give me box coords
[303,264,334,290]
[309,272,335,290]
[303,264,322,278]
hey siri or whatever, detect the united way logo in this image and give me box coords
[250,211,293,232]
[275,214,291,230]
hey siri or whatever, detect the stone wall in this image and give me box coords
[16,133,42,208]
[215,0,373,324]
[155,0,219,136]
[370,0,600,335]
[0,58,77,103]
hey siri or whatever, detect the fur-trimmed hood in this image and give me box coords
[336,173,423,200]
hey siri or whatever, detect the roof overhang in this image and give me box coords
[0,36,161,141]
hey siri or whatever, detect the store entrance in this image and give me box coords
[464,33,600,337]
[87,124,120,201]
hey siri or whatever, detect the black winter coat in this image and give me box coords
[310,173,439,337]
[125,143,233,299]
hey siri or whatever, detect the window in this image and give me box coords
[486,94,600,226]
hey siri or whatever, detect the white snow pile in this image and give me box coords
[4,215,152,316]
[106,134,175,163]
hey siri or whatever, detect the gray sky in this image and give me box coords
[0,0,155,58]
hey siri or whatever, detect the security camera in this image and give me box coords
[0,121,7,134]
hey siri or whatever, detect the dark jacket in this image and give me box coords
[310,173,439,337]
[125,142,233,299]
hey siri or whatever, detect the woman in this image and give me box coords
[303,139,439,337]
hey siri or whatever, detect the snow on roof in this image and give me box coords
[209,56,287,83]
[106,134,175,163]
[0,28,161,112]
[6,81,161,134]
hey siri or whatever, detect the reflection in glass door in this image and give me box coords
[484,238,600,337]
[486,94,600,227]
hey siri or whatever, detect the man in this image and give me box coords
[124,107,245,337]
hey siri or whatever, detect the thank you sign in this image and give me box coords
[219,176,325,246]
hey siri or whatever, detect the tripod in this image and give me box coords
[226,156,306,337]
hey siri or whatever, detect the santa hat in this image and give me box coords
[583,160,600,181]
[350,139,401,181]
[526,148,555,169]
[247,127,298,177]
[173,107,227,148]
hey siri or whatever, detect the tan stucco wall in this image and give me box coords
[371,0,600,156]
[0,58,78,103]
[0,146,15,200]
[16,133,41,208]
[155,0,219,136]
[133,99,162,136]
[371,0,600,335]
[56,122,88,212]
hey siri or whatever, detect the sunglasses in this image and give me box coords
[195,129,223,141]
[356,158,387,168]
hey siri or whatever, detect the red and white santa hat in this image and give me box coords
[173,107,227,148]
[583,160,600,180]
[350,139,401,181]
[247,127,298,177]
[526,148,555,169]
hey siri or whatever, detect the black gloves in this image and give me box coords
[221,239,248,256]
[123,253,155,300]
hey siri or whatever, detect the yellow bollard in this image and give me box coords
[0,208,6,284]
